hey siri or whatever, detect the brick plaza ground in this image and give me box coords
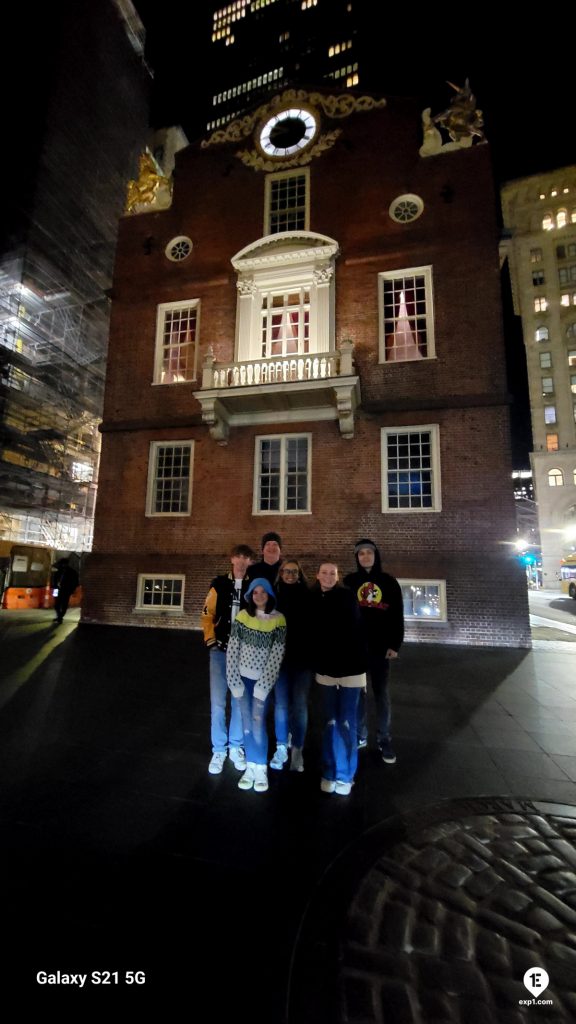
[1,608,575,1019]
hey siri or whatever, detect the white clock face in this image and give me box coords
[259,108,318,158]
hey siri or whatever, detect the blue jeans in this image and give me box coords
[238,677,270,765]
[357,654,391,745]
[274,666,313,748]
[320,686,361,784]
[209,648,243,753]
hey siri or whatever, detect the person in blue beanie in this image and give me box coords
[226,577,286,793]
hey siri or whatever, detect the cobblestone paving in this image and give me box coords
[343,807,576,1023]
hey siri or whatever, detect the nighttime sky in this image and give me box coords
[134,2,574,183]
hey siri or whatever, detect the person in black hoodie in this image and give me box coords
[344,539,404,764]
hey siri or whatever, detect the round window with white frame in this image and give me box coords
[165,236,193,262]
[389,194,424,224]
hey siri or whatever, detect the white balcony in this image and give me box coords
[194,340,360,444]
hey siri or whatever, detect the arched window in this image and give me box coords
[548,469,564,487]
[535,325,549,342]
[557,209,568,228]
[573,469,576,486]
[542,213,554,230]
[566,323,576,339]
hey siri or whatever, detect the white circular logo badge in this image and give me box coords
[523,968,549,996]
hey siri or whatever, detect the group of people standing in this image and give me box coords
[201,532,404,796]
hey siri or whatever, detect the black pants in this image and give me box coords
[54,591,72,622]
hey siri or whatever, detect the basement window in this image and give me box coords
[135,575,185,612]
[399,580,447,620]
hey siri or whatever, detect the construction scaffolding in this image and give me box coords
[0,0,151,556]
[0,251,105,550]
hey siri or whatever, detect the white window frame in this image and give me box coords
[135,574,185,613]
[378,266,435,364]
[264,168,310,236]
[399,579,447,622]
[381,425,442,513]
[146,440,194,517]
[232,232,338,363]
[253,432,312,515]
[153,299,200,385]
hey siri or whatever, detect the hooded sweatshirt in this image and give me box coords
[343,539,404,652]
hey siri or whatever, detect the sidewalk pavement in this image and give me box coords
[0,609,575,1020]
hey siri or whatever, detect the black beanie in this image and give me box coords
[261,531,282,549]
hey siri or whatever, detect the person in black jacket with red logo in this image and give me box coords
[201,543,255,775]
[344,539,404,764]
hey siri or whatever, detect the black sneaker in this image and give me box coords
[379,741,396,764]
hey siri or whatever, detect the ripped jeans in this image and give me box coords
[237,677,271,766]
[320,685,361,784]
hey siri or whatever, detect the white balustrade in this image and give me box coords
[205,351,346,390]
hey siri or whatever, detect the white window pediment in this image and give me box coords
[232,232,339,363]
[232,231,339,271]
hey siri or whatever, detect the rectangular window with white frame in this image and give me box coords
[146,441,193,516]
[265,169,309,235]
[399,579,447,621]
[154,300,199,384]
[261,287,310,357]
[381,425,441,512]
[136,574,185,612]
[254,433,311,514]
[378,267,435,363]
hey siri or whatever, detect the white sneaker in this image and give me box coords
[269,744,288,770]
[238,763,256,790]
[208,751,226,775]
[335,780,353,796]
[290,747,304,773]
[320,778,336,793]
[229,747,246,770]
[253,764,269,793]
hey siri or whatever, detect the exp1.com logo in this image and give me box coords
[520,968,553,1007]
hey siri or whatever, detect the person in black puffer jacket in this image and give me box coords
[344,539,404,765]
[310,562,367,796]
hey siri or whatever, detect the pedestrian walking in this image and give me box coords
[52,558,79,624]
[226,578,286,793]
[344,539,404,763]
[310,562,367,796]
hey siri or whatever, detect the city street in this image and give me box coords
[529,589,576,644]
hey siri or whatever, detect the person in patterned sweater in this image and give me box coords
[226,577,286,793]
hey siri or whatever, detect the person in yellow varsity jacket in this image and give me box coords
[226,578,286,794]
[201,544,255,776]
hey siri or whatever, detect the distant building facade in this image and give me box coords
[502,168,576,587]
[84,86,530,646]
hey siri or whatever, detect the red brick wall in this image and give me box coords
[86,92,531,647]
